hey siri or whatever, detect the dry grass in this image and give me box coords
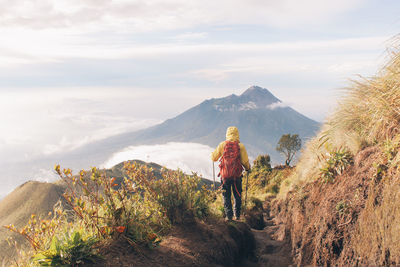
[0,181,66,262]
[279,44,400,199]
[273,40,400,266]
[278,136,322,198]
[349,161,400,266]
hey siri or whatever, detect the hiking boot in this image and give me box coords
[225,217,233,222]
[235,216,242,221]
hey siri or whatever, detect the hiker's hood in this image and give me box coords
[226,126,240,142]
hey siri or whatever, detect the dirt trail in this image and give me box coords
[244,202,293,267]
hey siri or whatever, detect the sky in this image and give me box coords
[1,0,400,198]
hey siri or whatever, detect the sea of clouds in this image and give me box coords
[102,142,218,180]
[0,141,220,200]
[0,90,220,199]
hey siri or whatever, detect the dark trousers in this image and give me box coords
[222,177,242,219]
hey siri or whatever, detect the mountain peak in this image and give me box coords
[240,85,280,105]
[241,85,265,95]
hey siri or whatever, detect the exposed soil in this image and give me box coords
[93,219,256,267]
[243,197,293,267]
[271,146,384,266]
[91,199,295,267]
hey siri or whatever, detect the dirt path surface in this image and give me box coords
[244,202,293,267]
[89,198,292,267]
[93,220,256,267]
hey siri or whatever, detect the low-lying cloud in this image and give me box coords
[0,90,162,162]
[102,142,218,180]
[267,101,290,110]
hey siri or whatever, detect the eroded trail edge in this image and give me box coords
[243,197,293,267]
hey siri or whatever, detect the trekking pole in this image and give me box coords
[244,170,249,215]
[212,161,216,191]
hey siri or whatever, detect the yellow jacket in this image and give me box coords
[211,126,251,171]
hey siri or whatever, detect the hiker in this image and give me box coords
[211,126,250,221]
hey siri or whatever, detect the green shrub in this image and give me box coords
[319,147,353,183]
[382,136,400,164]
[5,162,216,265]
[56,164,168,248]
[249,197,263,210]
[4,202,66,252]
[124,164,214,224]
[253,154,272,171]
[266,184,280,195]
[335,200,350,217]
[217,205,225,217]
[33,229,101,267]
[247,167,271,191]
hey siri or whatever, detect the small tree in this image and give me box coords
[276,134,301,166]
[253,154,272,171]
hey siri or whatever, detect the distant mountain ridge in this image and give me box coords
[59,85,320,165]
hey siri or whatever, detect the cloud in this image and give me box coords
[171,32,208,42]
[102,142,217,180]
[0,89,162,163]
[193,68,230,82]
[239,101,258,111]
[0,29,389,72]
[187,36,388,83]
[40,115,162,156]
[0,0,364,31]
[267,101,290,110]
[2,34,388,61]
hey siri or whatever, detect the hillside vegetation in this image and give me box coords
[1,152,295,266]
[272,45,400,265]
[4,159,290,266]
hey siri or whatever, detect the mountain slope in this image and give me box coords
[58,86,320,167]
[0,181,66,260]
